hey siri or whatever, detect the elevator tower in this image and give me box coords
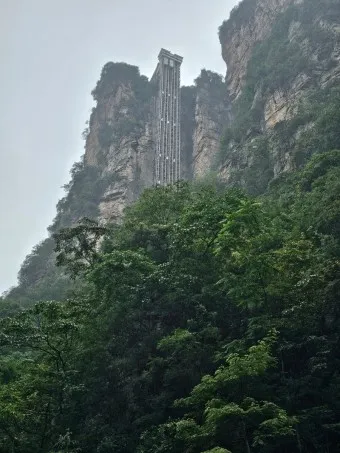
[151,49,183,185]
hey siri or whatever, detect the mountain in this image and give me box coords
[1,1,340,452]
[218,0,340,193]
[65,65,229,224]
[50,0,340,224]
[4,0,340,301]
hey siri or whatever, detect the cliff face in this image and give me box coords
[218,0,340,193]
[83,62,154,223]
[219,0,296,100]
[64,0,340,219]
[78,66,229,223]
[192,71,230,178]
[7,0,340,304]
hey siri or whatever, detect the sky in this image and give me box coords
[0,0,239,294]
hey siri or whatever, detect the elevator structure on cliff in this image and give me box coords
[151,49,183,185]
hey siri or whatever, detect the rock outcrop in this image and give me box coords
[79,66,231,223]
[219,0,296,100]
[82,63,154,223]
[192,71,230,178]
[7,0,340,304]
[217,0,340,191]
[51,0,340,224]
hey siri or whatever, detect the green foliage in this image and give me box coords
[4,237,74,307]
[2,152,340,451]
[54,218,106,278]
[3,6,340,448]
[50,158,110,233]
[219,0,257,42]
[194,70,227,130]
[219,4,311,158]
[0,298,23,318]
[5,157,112,306]
[91,62,148,101]
[0,299,86,452]
[17,238,56,288]
[195,70,224,92]
[177,330,277,409]
[92,62,153,151]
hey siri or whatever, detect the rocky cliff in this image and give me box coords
[6,0,340,303]
[79,0,340,208]
[192,71,230,178]
[61,64,229,224]
[83,62,154,223]
[218,0,340,193]
[219,0,296,100]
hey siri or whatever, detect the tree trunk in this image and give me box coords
[242,422,251,453]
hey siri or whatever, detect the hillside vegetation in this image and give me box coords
[1,150,340,452]
[2,1,340,451]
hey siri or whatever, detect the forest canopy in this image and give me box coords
[1,150,340,452]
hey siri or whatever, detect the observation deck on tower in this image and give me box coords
[151,49,183,186]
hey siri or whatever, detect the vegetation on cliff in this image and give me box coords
[91,62,150,102]
[1,150,340,452]
[219,0,257,40]
[3,157,108,306]
[217,0,340,193]
[1,2,340,451]
[92,62,153,149]
[3,62,156,306]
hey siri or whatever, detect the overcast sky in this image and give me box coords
[0,0,239,293]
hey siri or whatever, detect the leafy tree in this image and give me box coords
[54,218,106,278]
[1,153,340,453]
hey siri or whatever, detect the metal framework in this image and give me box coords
[151,49,183,185]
